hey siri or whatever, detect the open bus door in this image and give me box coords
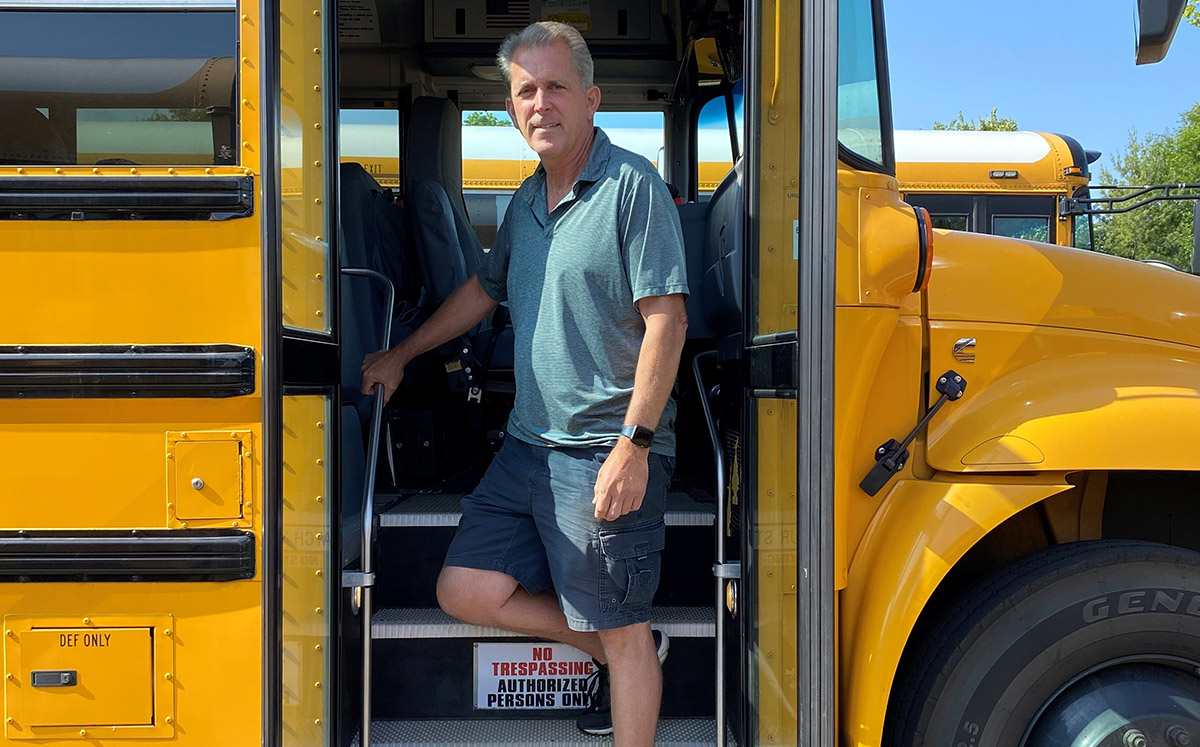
[708,0,841,743]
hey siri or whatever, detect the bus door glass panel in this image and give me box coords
[986,195,1056,244]
[280,0,332,334]
[0,10,237,166]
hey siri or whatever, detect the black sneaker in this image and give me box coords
[577,630,669,736]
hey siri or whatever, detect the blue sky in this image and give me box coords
[886,0,1200,174]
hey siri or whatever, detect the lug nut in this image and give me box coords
[1168,725,1193,747]
[1125,729,1148,747]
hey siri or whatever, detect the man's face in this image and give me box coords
[505,40,600,165]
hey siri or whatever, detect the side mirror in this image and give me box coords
[1136,0,1186,64]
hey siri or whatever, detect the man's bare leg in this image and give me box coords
[436,565,604,660]
[597,622,661,747]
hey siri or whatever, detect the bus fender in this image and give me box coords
[838,476,1071,747]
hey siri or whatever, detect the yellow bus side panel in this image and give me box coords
[0,220,263,531]
[838,477,1071,747]
[835,311,924,588]
[0,584,261,746]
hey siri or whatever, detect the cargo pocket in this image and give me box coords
[597,520,666,615]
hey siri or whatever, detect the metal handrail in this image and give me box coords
[691,350,730,747]
[340,266,394,747]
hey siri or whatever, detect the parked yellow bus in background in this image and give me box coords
[2,1,1198,746]
[390,124,1097,253]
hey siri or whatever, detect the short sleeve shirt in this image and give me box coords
[477,127,689,456]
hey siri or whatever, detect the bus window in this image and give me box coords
[838,0,887,168]
[0,9,238,166]
[993,216,1051,243]
[697,86,743,197]
[931,214,969,231]
[461,110,664,248]
[340,107,400,188]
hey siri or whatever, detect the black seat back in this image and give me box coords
[699,159,744,339]
[676,201,711,339]
[405,97,484,323]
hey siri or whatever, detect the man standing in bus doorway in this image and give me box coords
[360,20,689,745]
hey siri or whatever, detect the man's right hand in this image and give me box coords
[361,348,407,403]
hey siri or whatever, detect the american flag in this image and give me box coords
[486,0,531,29]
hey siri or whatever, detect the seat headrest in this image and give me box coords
[0,106,70,165]
[406,97,463,199]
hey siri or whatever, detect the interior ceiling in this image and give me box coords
[338,0,738,108]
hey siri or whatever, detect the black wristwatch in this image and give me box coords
[620,424,655,449]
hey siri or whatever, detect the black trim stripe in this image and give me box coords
[0,529,254,582]
[0,344,255,399]
[912,205,930,293]
[0,176,254,220]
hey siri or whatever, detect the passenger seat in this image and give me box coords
[405,96,513,379]
[676,159,744,340]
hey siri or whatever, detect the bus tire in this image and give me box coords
[884,540,1200,747]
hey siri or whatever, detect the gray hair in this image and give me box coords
[496,21,595,92]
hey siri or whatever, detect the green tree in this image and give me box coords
[932,107,1018,131]
[1094,102,1200,268]
[1186,0,1198,28]
[464,111,511,127]
[144,108,210,122]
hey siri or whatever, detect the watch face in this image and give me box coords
[623,425,654,448]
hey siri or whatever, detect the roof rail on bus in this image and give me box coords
[0,0,235,9]
[1136,0,1185,64]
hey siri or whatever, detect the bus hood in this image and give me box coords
[927,231,1200,349]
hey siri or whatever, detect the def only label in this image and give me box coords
[58,632,112,648]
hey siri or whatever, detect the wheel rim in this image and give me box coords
[1025,661,1200,747]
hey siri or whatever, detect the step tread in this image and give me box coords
[372,605,715,639]
[378,491,714,527]
[358,718,719,746]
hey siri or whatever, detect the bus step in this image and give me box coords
[377,491,715,527]
[371,605,715,639]
[357,718,721,746]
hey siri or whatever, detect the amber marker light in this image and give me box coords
[913,206,935,293]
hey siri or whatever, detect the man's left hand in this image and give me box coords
[592,438,650,520]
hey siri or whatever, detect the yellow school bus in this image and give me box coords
[895,129,1097,248]
[448,126,1100,252]
[2,1,1198,746]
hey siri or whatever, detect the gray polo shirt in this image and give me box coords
[477,127,689,456]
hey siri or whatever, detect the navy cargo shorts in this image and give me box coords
[443,435,674,632]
